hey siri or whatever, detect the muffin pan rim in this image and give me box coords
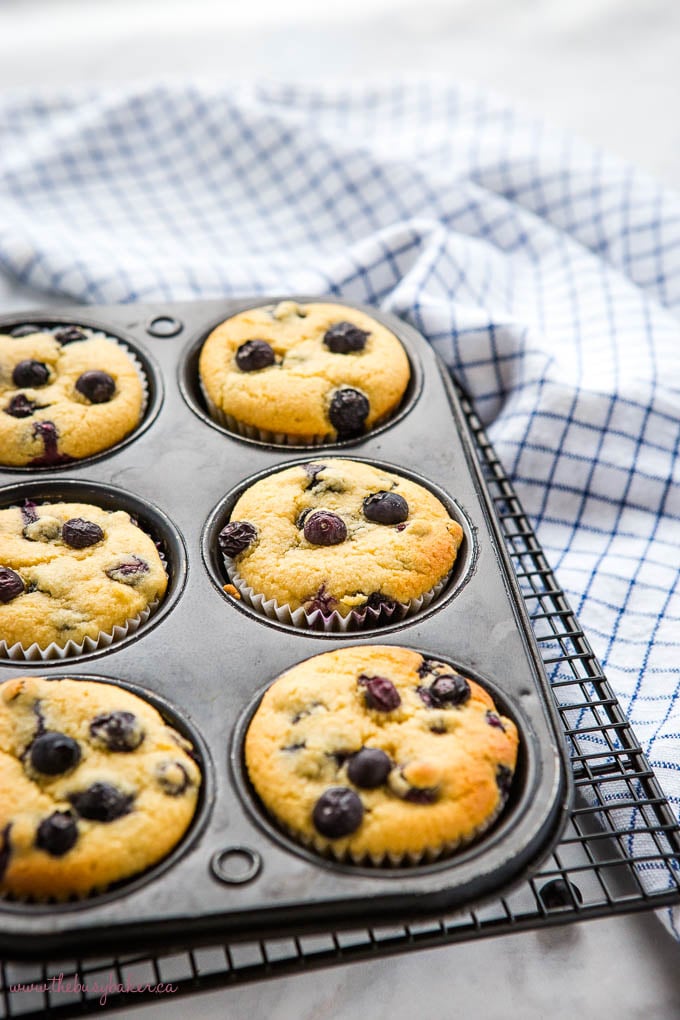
[0,313,164,473]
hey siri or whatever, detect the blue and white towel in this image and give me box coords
[0,80,679,934]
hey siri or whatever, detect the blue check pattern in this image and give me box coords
[0,80,679,934]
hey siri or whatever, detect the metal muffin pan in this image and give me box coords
[0,298,571,960]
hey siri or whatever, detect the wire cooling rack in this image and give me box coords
[2,385,679,1019]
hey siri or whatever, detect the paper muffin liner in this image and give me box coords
[222,554,451,632]
[262,787,511,868]
[201,382,395,447]
[0,547,167,662]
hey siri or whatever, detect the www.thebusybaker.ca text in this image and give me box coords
[10,972,178,1006]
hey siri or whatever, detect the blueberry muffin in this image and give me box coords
[198,300,411,443]
[0,501,168,652]
[245,646,519,863]
[0,676,201,900]
[219,459,463,626]
[0,325,144,466]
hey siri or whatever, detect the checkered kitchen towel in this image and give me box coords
[0,80,679,933]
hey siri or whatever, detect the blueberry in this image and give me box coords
[12,360,50,388]
[328,387,369,437]
[347,748,391,789]
[68,782,133,822]
[304,584,338,614]
[54,326,86,345]
[486,711,506,731]
[363,491,409,525]
[359,675,401,712]
[36,811,78,857]
[105,557,150,584]
[363,592,398,613]
[9,324,40,338]
[218,521,258,557]
[62,518,104,549]
[235,339,275,372]
[75,370,116,404]
[496,764,514,798]
[89,711,144,752]
[30,732,81,775]
[20,500,39,526]
[4,394,39,418]
[302,462,326,488]
[404,786,439,804]
[0,567,25,604]
[29,420,75,467]
[156,761,190,796]
[312,787,364,838]
[323,321,369,354]
[429,674,471,707]
[303,511,347,546]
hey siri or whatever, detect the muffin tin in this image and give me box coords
[0,298,571,960]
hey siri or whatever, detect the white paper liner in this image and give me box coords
[0,540,167,661]
[201,381,394,447]
[266,789,511,867]
[223,554,451,632]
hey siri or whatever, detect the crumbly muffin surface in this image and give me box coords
[0,502,168,649]
[0,676,201,900]
[199,301,411,441]
[245,646,519,862]
[0,328,144,466]
[221,459,463,616]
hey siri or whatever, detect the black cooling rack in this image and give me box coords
[2,384,679,1019]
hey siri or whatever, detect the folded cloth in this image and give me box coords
[0,80,678,934]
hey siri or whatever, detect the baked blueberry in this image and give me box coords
[75,370,116,404]
[302,462,327,488]
[403,785,439,804]
[0,566,25,604]
[68,782,133,822]
[53,326,86,345]
[363,592,398,613]
[218,521,258,557]
[363,491,409,525]
[156,761,190,796]
[323,321,369,354]
[36,811,78,857]
[105,557,150,584]
[359,675,401,712]
[12,360,50,388]
[89,711,144,752]
[4,394,40,418]
[312,787,364,838]
[347,748,391,788]
[328,387,369,436]
[29,732,81,775]
[303,511,347,546]
[62,518,104,549]
[30,420,74,466]
[486,711,506,731]
[235,339,275,372]
[429,673,471,707]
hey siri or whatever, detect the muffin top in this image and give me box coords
[0,675,201,900]
[219,459,463,618]
[198,300,411,441]
[0,326,144,466]
[245,646,519,863]
[0,502,168,651]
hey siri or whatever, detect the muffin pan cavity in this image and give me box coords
[0,479,186,663]
[202,456,477,636]
[0,674,212,911]
[179,297,423,450]
[0,315,162,471]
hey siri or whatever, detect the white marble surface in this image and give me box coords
[0,2,679,1017]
